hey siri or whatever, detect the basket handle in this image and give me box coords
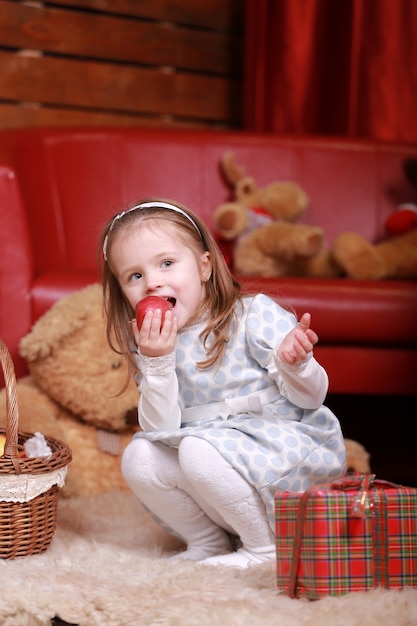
[0,338,19,459]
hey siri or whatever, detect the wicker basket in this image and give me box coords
[0,338,72,559]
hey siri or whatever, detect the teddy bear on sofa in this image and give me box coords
[214,152,417,281]
[0,284,140,497]
[331,157,417,280]
[331,227,417,280]
[214,152,340,278]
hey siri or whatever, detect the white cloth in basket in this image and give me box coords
[0,467,67,503]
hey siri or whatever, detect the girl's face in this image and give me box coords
[111,222,212,329]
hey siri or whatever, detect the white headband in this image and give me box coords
[102,201,204,261]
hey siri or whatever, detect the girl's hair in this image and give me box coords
[98,198,242,382]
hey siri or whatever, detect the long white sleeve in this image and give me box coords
[136,351,181,432]
[267,352,329,409]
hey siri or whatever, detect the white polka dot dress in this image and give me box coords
[134,294,346,529]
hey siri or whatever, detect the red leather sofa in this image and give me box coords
[0,127,416,395]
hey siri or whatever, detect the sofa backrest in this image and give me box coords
[0,162,34,383]
[1,127,416,276]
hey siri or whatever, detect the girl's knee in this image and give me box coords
[178,436,225,482]
[121,438,157,483]
[179,436,211,466]
[122,438,181,488]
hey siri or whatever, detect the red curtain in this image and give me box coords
[244,0,417,143]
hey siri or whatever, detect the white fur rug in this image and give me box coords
[0,491,416,626]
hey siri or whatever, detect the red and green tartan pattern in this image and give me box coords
[275,477,417,599]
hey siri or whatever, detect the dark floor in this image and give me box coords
[326,393,417,488]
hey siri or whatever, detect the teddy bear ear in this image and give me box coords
[235,176,258,202]
[214,202,249,240]
[220,151,247,186]
[19,284,103,363]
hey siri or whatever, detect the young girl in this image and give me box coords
[100,198,346,569]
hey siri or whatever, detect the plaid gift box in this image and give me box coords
[275,474,417,599]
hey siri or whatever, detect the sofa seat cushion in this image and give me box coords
[31,271,99,322]
[31,272,417,349]
[240,277,417,347]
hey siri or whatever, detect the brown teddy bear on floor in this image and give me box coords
[0,284,140,497]
[344,438,371,474]
[214,152,340,278]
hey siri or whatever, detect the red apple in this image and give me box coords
[135,296,174,330]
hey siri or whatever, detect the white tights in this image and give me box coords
[121,436,275,568]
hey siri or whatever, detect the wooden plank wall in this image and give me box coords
[0,0,243,130]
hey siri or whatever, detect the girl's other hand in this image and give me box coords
[276,312,318,365]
